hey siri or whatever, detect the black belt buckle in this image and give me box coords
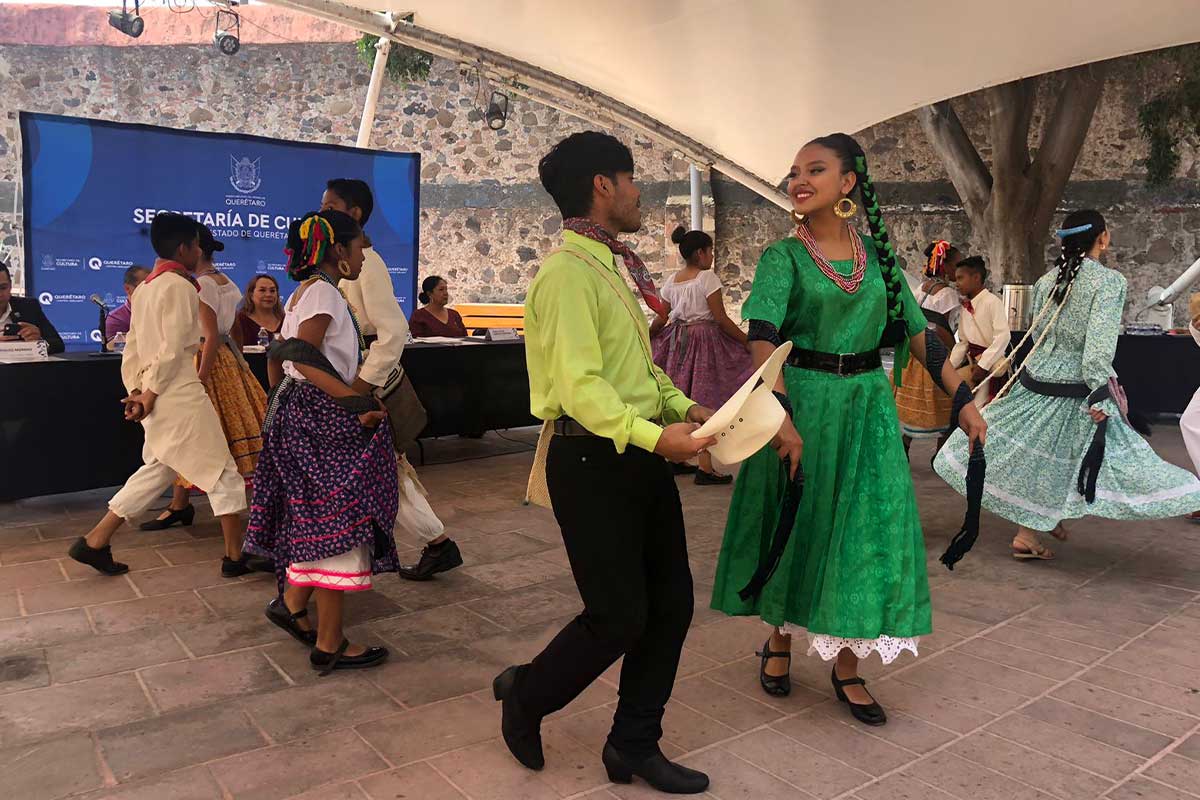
[835,352,848,376]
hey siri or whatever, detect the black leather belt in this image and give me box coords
[1017,370,1110,406]
[553,417,595,437]
[787,347,881,377]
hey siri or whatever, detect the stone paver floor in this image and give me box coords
[3,428,1200,800]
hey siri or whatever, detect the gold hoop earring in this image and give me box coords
[790,209,805,227]
[337,259,352,277]
[834,198,857,219]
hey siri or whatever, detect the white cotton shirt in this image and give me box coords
[339,246,409,388]
[661,269,724,323]
[282,279,359,384]
[914,282,962,333]
[197,274,244,336]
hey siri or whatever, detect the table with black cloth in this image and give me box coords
[1007,332,1200,417]
[1,341,537,502]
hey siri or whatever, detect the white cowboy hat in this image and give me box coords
[691,341,792,464]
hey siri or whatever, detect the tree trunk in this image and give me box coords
[917,64,1109,286]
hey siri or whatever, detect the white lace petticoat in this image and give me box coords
[771,622,920,665]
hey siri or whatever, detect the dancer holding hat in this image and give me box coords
[935,210,1200,560]
[710,134,986,727]
[496,131,715,794]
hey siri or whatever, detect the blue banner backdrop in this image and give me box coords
[20,112,420,351]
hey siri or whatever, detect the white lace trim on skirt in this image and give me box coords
[771,622,920,665]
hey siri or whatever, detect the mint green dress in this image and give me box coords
[935,258,1200,529]
[710,237,932,664]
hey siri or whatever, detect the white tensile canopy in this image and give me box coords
[261,0,1200,204]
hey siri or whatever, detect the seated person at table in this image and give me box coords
[67,213,250,579]
[0,262,64,354]
[409,276,468,338]
[105,265,150,345]
[236,273,286,345]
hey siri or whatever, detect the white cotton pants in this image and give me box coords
[109,454,247,520]
[1182,388,1200,475]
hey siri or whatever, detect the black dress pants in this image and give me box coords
[515,434,694,757]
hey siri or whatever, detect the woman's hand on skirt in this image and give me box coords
[771,420,804,479]
[959,402,987,450]
[358,398,388,429]
[1088,407,1109,423]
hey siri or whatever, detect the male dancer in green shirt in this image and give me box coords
[493,132,715,795]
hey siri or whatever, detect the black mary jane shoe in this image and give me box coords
[602,742,709,794]
[68,537,129,576]
[310,639,388,676]
[138,504,195,531]
[756,638,791,697]
[831,666,887,726]
[265,597,317,646]
[492,665,545,770]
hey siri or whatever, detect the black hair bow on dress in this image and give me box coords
[940,383,986,570]
[738,390,805,601]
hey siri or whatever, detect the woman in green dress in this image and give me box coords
[935,210,1200,559]
[710,133,986,727]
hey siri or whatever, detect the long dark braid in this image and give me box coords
[807,134,909,347]
[1051,209,1106,306]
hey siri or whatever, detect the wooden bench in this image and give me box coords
[451,303,525,332]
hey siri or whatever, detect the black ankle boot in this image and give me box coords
[602,742,709,794]
[492,665,544,770]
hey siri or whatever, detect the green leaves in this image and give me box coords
[355,33,433,87]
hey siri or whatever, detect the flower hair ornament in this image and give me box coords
[298,215,336,266]
[926,240,951,278]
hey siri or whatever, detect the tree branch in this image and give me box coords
[916,100,992,220]
[1031,62,1109,233]
[985,78,1036,184]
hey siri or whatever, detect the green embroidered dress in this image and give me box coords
[935,258,1200,528]
[710,237,932,664]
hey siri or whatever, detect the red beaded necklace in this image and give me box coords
[794,222,867,294]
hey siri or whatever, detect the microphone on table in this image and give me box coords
[90,294,109,352]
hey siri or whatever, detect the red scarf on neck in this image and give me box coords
[144,260,200,291]
[563,217,666,316]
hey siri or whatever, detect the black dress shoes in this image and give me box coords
[492,665,544,770]
[602,742,710,794]
[68,537,129,576]
[221,556,253,578]
[139,504,195,531]
[694,470,733,486]
[398,538,463,581]
[310,639,388,675]
[831,666,887,726]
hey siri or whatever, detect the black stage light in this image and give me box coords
[107,0,144,38]
[485,91,510,131]
[214,8,241,56]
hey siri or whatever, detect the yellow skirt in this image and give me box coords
[892,358,954,439]
[178,342,266,487]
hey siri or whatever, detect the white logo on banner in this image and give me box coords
[88,257,103,271]
[90,329,103,343]
[230,156,262,194]
[38,292,53,305]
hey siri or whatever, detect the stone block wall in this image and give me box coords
[1,38,1198,322]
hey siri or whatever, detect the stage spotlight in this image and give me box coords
[485,91,510,131]
[107,0,144,38]
[214,8,241,55]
